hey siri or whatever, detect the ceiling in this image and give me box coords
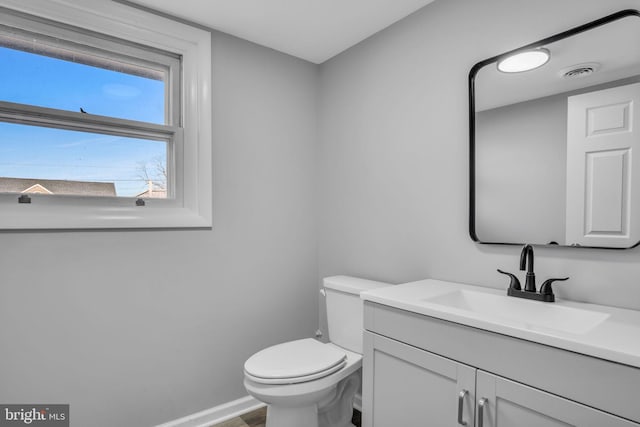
[475,14,640,111]
[124,0,435,64]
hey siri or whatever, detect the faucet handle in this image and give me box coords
[539,277,569,296]
[497,269,521,291]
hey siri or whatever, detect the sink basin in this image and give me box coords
[361,278,640,367]
[423,289,609,335]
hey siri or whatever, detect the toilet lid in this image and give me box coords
[244,338,347,385]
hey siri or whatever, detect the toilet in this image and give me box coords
[243,276,390,427]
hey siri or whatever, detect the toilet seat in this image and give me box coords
[244,338,347,385]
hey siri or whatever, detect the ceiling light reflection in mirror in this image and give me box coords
[497,48,550,73]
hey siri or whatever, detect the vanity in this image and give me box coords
[360,280,640,427]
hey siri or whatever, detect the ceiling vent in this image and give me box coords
[560,62,601,79]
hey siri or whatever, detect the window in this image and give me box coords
[0,0,212,229]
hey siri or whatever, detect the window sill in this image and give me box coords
[0,196,211,230]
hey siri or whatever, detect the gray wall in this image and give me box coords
[0,30,319,427]
[317,0,640,337]
[476,95,567,244]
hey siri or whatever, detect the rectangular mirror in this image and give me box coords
[470,10,640,249]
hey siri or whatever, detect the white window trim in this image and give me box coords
[0,0,212,230]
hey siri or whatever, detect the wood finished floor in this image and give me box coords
[211,406,266,427]
[210,407,362,427]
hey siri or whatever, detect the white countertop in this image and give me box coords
[361,279,640,369]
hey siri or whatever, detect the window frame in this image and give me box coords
[0,0,212,230]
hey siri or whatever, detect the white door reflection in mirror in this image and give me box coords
[566,82,640,247]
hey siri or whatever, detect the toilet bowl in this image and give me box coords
[243,276,391,427]
[244,339,361,427]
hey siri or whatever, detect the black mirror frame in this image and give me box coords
[468,9,640,249]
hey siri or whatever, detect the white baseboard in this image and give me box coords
[156,395,265,427]
[156,392,362,427]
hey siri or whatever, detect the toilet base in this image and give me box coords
[266,405,320,427]
[244,344,363,427]
[318,372,359,427]
[262,372,359,427]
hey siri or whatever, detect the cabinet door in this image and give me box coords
[475,371,639,427]
[363,332,476,427]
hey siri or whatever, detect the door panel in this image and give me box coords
[476,371,638,427]
[497,399,571,427]
[585,149,628,234]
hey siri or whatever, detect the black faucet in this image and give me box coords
[497,244,569,303]
[519,244,536,292]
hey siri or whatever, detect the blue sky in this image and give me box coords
[0,47,167,197]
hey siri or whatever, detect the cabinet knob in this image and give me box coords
[457,389,468,425]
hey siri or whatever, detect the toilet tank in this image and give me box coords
[323,276,391,354]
